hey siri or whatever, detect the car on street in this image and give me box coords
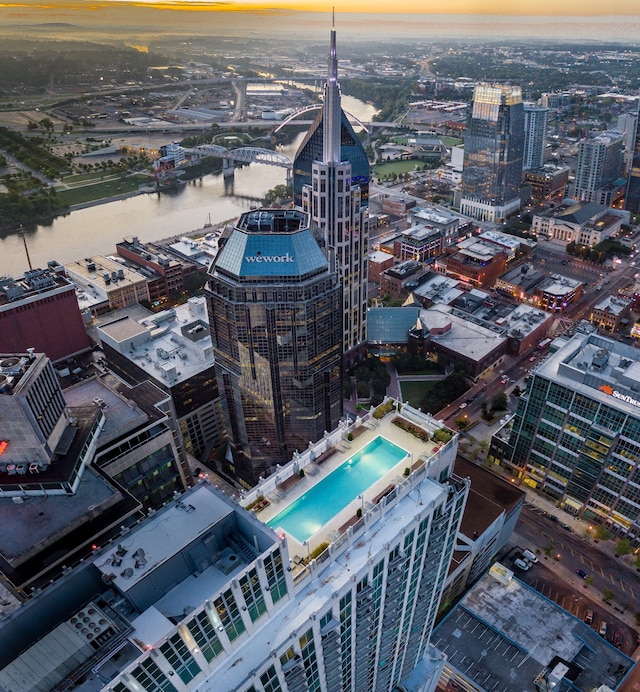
[529,356,536,362]
[459,402,467,409]
[547,514,559,523]
[576,569,589,579]
[560,523,573,532]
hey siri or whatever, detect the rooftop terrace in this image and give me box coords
[243,401,458,564]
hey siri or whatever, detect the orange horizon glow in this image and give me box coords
[3,0,640,15]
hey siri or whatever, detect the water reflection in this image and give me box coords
[0,96,378,276]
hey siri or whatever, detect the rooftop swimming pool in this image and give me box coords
[267,436,409,543]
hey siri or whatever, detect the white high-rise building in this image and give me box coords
[100,404,468,692]
[295,29,370,367]
[523,105,549,170]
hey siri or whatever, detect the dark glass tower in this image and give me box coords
[206,209,342,487]
[460,84,524,222]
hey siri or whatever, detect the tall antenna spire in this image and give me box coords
[20,224,33,272]
[323,17,341,164]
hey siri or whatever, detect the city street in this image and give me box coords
[506,505,640,656]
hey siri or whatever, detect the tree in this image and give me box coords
[615,538,632,557]
[594,525,611,541]
[584,575,594,588]
[602,588,614,604]
[491,391,508,412]
[544,542,554,558]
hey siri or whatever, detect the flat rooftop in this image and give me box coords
[537,333,640,415]
[432,565,634,692]
[62,377,168,447]
[593,295,632,315]
[412,274,463,305]
[538,273,583,296]
[97,297,214,386]
[454,457,524,540]
[93,484,237,592]
[422,304,506,363]
[456,237,505,261]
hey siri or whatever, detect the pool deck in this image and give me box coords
[257,414,444,563]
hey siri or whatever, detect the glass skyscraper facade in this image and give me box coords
[495,333,640,542]
[292,111,370,210]
[460,84,524,222]
[206,209,342,487]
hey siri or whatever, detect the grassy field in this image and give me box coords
[399,380,438,408]
[59,171,117,184]
[440,136,463,147]
[373,160,424,177]
[57,173,150,206]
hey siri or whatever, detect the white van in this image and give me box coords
[523,549,539,564]
[513,558,530,571]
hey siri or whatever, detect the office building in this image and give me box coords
[523,104,549,170]
[0,352,141,594]
[65,255,150,316]
[624,101,640,214]
[0,402,468,692]
[540,92,571,112]
[295,29,370,366]
[574,130,625,205]
[524,165,570,201]
[63,376,190,511]
[206,208,342,487]
[116,236,206,306]
[0,265,90,363]
[443,237,508,288]
[590,295,632,333]
[494,333,640,541]
[433,563,633,692]
[407,205,465,249]
[440,457,525,611]
[380,260,430,299]
[460,84,525,222]
[96,298,224,464]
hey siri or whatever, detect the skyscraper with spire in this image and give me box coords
[293,27,370,367]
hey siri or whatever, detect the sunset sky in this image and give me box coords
[2,0,640,15]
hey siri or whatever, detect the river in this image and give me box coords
[0,95,377,276]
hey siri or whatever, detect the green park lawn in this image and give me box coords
[57,173,150,206]
[399,380,438,408]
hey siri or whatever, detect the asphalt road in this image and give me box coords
[517,506,639,600]
[506,505,640,656]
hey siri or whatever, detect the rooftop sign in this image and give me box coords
[599,384,640,408]
[245,253,295,264]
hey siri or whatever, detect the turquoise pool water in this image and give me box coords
[267,436,409,543]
